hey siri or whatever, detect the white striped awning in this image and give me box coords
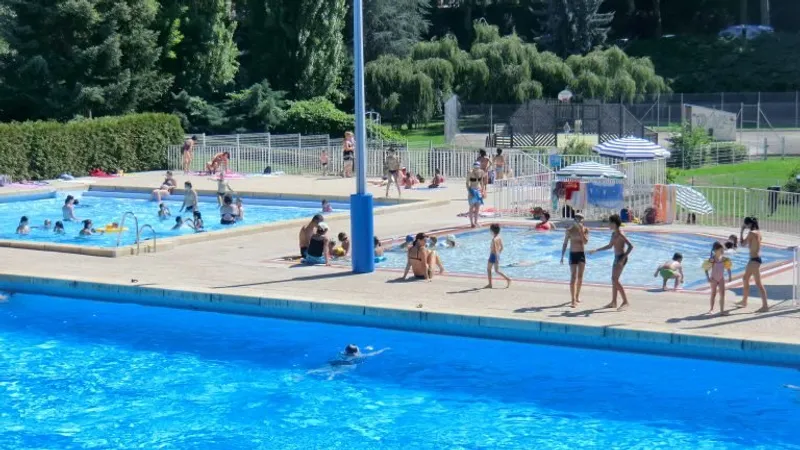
[593,137,671,160]
[555,161,626,179]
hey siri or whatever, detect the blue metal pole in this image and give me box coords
[350,0,375,274]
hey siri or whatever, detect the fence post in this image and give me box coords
[656,93,661,127]
[268,134,272,168]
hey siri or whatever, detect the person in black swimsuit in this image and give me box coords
[560,213,589,308]
[590,214,634,311]
[398,233,430,281]
[737,217,769,312]
[342,131,355,178]
[303,222,331,266]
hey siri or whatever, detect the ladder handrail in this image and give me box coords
[116,212,139,248]
[137,224,157,255]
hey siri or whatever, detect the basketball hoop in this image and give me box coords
[558,89,573,103]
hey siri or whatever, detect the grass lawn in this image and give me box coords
[398,122,445,146]
[672,159,800,189]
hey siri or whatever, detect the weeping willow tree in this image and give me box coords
[366,21,668,126]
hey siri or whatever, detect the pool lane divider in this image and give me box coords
[1,273,799,368]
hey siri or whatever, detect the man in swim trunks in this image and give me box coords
[653,252,684,291]
[737,217,769,312]
[399,233,430,281]
[180,182,198,213]
[560,213,589,308]
[589,214,634,311]
[485,223,511,289]
[384,147,402,198]
[298,214,324,258]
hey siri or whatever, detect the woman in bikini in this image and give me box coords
[206,151,230,174]
[477,149,491,192]
[493,148,506,181]
[219,194,240,225]
[737,217,769,312]
[399,233,430,281]
[589,214,634,311]
[466,162,485,228]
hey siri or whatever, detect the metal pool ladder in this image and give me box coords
[115,211,157,255]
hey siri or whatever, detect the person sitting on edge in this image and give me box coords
[16,216,30,234]
[653,252,684,291]
[303,222,332,266]
[158,203,171,220]
[53,221,65,234]
[337,232,351,256]
[322,199,333,213]
[428,168,445,188]
[398,233,430,281]
[299,214,325,258]
[180,182,199,213]
[79,219,104,236]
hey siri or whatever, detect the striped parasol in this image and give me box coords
[674,185,714,214]
[556,161,626,179]
[593,137,671,160]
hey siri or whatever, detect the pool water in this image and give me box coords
[0,192,337,247]
[0,293,798,449]
[374,228,793,288]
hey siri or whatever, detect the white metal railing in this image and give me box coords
[491,172,554,215]
[167,145,552,180]
[532,154,667,187]
[794,246,799,306]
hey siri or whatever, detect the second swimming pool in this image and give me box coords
[373,227,794,288]
[0,191,348,247]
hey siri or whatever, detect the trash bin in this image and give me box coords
[768,185,780,215]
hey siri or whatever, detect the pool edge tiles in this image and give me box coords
[2,273,800,368]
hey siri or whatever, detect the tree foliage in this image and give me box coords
[364,0,430,61]
[534,0,615,57]
[0,0,172,122]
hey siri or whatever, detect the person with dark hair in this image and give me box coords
[182,136,197,174]
[53,221,65,234]
[220,194,239,225]
[342,131,355,178]
[493,148,506,181]
[16,216,30,234]
[180,182,198,213]
[590,214,634,311]
[374,236,384,257]
[299,214,325,258]
[737,217,769,312]
[399,233,430,281]
[384,147,402,198]
[206,151,230,174]
[302,222,331,265]
[654,252,684,291]
[561,213,589,307]
[485,224,511,289]
[429,168,445,188]
[466,162,485,228]
[477,149,491,192]
[704,242,732,315]
[62,195,79,221]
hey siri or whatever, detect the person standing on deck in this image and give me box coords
[342,131,355,178]
[182,136,197,174]
[589,214,634,311]
[493,148,506,181]
[560,213,589,308]
[736,217,769,312]
[384,147,402,198]
[477,149,491,194]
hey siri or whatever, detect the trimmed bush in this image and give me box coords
[280,97,401,141]
[0,114,184,180]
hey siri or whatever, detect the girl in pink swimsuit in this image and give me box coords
[704,241,732,316]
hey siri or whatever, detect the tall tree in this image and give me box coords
[0,0,171,121]
[364,0,430,61]
[157,0,239,97]
[534,0,615,57]
[237,0,347,100]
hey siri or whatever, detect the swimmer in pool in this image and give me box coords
[62,195,79,221]
[653,252,684,291]
[307,344,390,380]
[172,216,185,230]
[427,236,446,279]
[16,216,30,234]
[502,260,542,268]
[53,221,65,234]
[158,203,171,219]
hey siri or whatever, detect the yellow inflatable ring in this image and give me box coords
[702,260,712,271]
[100,225,128,233]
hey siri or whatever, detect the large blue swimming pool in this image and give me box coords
[372,228,793,288]
[0,293,798,449]
[0,191,347,247]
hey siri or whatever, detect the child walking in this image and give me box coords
[485,223,511,289]
[704,242,732,315]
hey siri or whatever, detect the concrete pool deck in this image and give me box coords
[1,172,800,366]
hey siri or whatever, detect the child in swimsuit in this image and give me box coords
[485,223,511,289]
[703,242,732,315]
[158,203,171,219]
[16,216,30,235]
[653,252,684,291]
[427,236,446,279]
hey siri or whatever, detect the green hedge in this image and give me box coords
[0,113,184,180]
[280,97,402,141]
